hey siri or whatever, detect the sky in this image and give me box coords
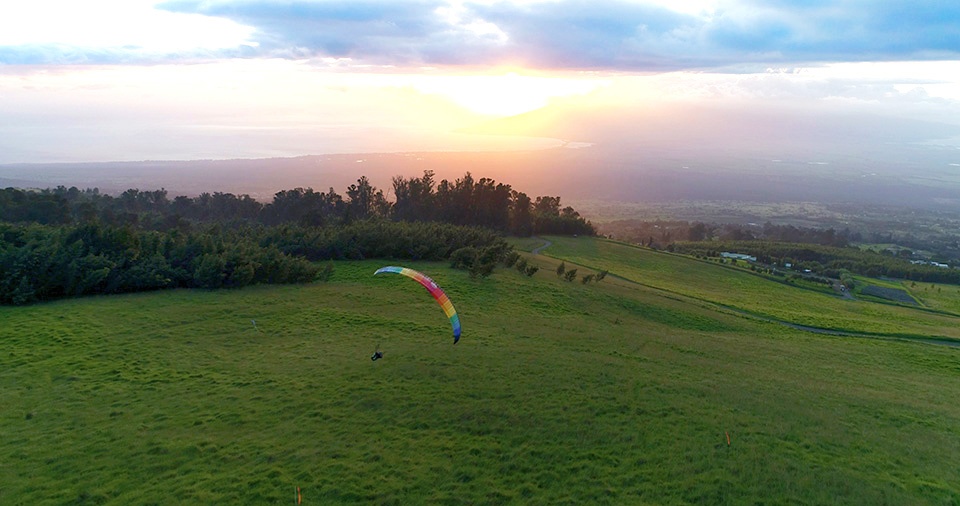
[1,0,960,164]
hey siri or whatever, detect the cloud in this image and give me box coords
[705,1,960,62]
[0,0,257,65]
[460,0,697,69]
[158,0,456,62]
[156,0,960,71]
[3,0,959,69]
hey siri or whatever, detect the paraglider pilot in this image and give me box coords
[371,344,383,361]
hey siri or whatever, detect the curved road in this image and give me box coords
[531,237,552,255]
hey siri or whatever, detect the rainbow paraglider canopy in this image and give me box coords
[374,266,461,343]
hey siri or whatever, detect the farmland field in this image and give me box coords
[2,245,960,504]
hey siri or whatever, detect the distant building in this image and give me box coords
[721,252,757,262]
[910,260,951,268]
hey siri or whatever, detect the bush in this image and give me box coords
[470,261,496,279]
[316,262,335,282]
[478,243,511,265]
[516,257,528,273]
[193,254,226,289]
[450,247,479,269]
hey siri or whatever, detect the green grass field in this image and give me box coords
[900,279,960,315]
[534,236,960,341]
[3,241,960,504]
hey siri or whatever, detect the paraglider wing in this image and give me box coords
[374,266,461,343]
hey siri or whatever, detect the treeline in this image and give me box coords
[0,171,594,236]
[670,240,960,285]
[1,170,593,305]
[601,220,854,248]
[391,171,593,236]
[0,221,507,305]
[1,171,593,305]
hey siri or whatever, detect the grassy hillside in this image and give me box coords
[892,279,960,315]
[2,244,960,504]
[534,236,960,341]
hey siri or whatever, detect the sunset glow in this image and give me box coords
[412,71,608,117]
[0,0,958,163]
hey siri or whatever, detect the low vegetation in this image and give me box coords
[0,221,508,305]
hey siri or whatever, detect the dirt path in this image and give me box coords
[833,280,856,300]
[531,237,552,255]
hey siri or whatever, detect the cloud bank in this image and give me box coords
[3,0,959,70]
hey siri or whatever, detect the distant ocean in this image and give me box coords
[0,123,568,165]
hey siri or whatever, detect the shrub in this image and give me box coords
[516,257,528,273]
[316,262,335,282]
[450,247,479,269]
[470,261,496,279]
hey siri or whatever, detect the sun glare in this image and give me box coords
[414,72,606,117]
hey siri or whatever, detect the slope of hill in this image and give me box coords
[2,246,959,503]
[535,236,960,342]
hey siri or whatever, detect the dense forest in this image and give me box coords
[602,220,857,248]
[0,171,593,305]
[600,218,960,263]
[0,171,593,235]
[601,218,960,284]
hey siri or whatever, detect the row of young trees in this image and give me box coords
[0,220,510,305]
[0,171,594,236]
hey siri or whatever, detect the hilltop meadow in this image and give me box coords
[2,236,959,504]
